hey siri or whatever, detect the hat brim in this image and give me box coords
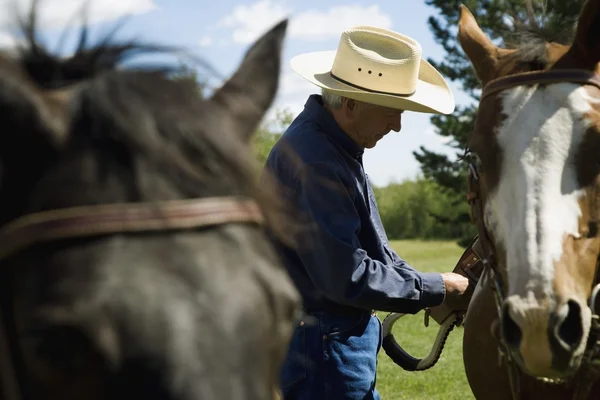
[290,50,455,115]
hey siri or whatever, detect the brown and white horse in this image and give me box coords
[458,0,600,399]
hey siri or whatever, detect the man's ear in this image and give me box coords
[343,97,357,118]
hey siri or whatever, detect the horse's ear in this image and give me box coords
[570,0,600,68]
[457,4,500,84]
[208,19,288,142]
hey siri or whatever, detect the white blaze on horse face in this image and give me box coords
[485,84,595,301]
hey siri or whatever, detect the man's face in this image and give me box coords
[348,101,403,148]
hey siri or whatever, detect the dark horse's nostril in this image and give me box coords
[502,303,522,349]
[554,300,583,350]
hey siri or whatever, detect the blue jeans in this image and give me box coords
[279,310,382,400]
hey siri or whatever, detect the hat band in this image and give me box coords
[329,72,416,97]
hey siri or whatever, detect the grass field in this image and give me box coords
[375,240,475,400]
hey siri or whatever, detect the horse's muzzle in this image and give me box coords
[500,295,591,378]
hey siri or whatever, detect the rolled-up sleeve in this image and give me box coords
[294,162,446,314]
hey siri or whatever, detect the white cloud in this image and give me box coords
[289,5,392,40]
[198,35,213,47]
[0,0,157,31]
[218,0,288,45]
[217,1,393,44]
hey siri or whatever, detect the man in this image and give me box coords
[262,25,471,400]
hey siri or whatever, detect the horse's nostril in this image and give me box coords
[502,303,522,349]
[555,300,583,350]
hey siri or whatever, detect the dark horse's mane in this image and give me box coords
[2,6,293,242]
[14,16,249,196]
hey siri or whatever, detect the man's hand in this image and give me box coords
[440,272,473,311]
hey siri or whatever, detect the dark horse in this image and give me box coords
[458,0,600,398]
[0,6,301,400]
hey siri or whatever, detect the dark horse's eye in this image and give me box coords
[24,325,93,372]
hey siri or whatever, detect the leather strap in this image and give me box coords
[0,196,263,262]
[428,236,484,326]
[458,238,485,285]
[481,69,600,103]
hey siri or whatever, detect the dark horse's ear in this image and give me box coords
[208,19,288,142]
[569,0,600,69]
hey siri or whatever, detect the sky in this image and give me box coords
[0,0,475,187]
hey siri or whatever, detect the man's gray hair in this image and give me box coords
[321,88,344,109]
[321,88,378,110]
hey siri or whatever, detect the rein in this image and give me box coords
[466,68,600,400]
[0,196,264,400]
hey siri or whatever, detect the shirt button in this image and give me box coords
[322,335,328,340]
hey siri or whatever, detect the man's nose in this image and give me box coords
[389,114,402,132]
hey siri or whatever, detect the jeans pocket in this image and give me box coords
[280,322,307,389]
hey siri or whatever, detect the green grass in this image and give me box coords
[376,240,475,399]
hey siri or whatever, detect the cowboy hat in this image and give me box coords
[290,26,455,115]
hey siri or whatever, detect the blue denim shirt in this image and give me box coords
[262,95,445,315]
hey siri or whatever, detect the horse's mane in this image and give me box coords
[499,14,578,72]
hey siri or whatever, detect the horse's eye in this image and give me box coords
[467,152,483,170]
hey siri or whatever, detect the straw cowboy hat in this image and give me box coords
[290,26,455,115]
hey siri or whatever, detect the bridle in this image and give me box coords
[0,196,264,400]
[466,68,600,400]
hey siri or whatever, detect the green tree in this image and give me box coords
[253,108,294,165]
[373,177,472,240]
[415,0,585,246]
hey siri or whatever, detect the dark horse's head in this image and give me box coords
[0,5,301,400]
[459,0,600,381]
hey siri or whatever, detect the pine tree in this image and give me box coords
[416,0,585,246]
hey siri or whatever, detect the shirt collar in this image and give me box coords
[303,94,364,159]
